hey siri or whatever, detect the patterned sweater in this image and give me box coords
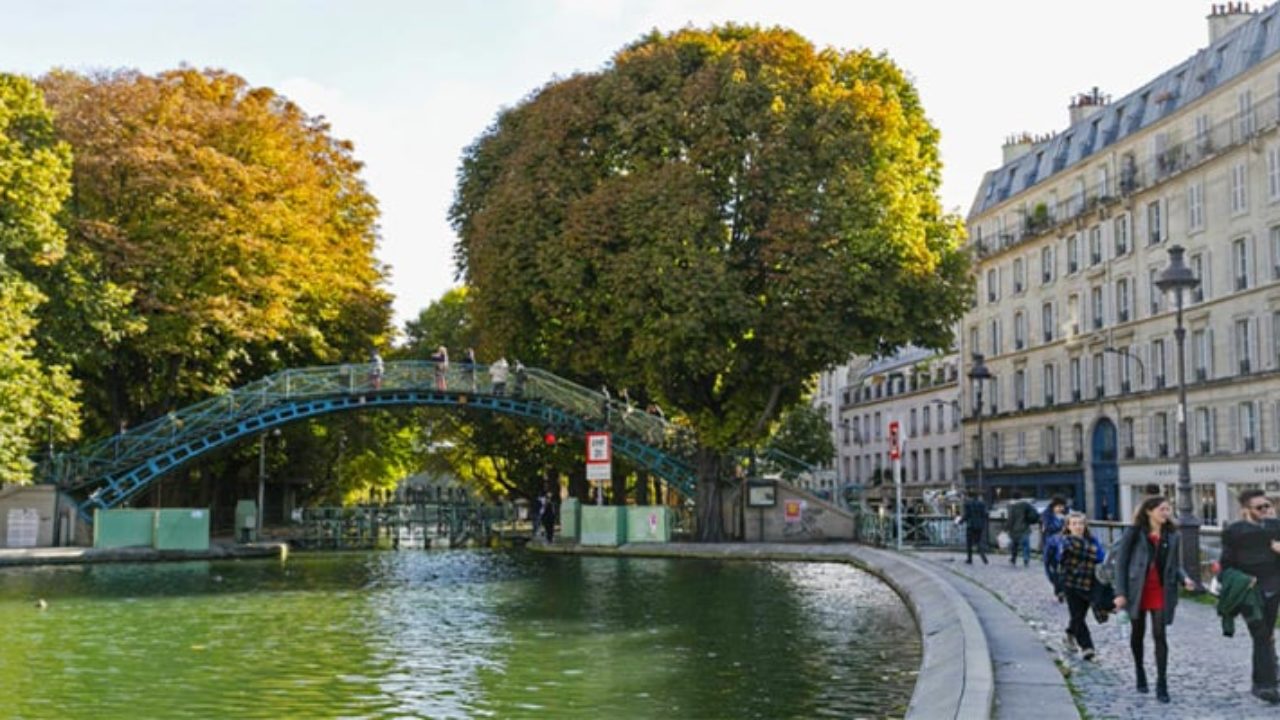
[1049,534,1106,593]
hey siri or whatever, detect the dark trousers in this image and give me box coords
[966,527,988,562]
[1065,589,1095,651]
[1009,532,1031,565]
[1131,609,1169,683]
[1247,590,1280,691]
[542,519,555,542]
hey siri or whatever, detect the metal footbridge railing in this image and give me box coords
[43,361,700,521]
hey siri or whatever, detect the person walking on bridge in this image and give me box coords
[489,356,509,396]
[431,346,449,391]
[1113,496,1196,703]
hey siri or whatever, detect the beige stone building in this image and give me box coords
[963,4,1280,526]
[833,348,963,510]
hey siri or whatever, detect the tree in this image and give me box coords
[452,26,969,539]
[0,74,80,484]
[37,68,391,437]
[766,402,835,473]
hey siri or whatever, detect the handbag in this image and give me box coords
[996,531,1011,550]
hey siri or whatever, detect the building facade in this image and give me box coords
[963,4,1280,526]
[835,348,963,509]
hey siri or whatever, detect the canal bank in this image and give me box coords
[0,541,288,567]
[534,541,1049,720]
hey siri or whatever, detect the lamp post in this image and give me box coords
[1155,245,1202,583]
[1103,346,1147,390]
[968,353,992,502]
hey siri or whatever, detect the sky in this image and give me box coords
[0,0,1216,332]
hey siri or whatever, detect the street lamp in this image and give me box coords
[1155,245,1202,583]
[967,353,992,501]
[1103,346,1146,390]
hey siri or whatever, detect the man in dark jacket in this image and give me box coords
[1221,489,1280,705]
[958,490,989,565]
[1007,492,1038,567]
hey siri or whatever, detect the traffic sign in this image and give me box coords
[888,420,901,460]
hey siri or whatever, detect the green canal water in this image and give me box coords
[0,551,920,719]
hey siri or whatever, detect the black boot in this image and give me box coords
[1135,666,1148,694]
[1156,676,1169,703]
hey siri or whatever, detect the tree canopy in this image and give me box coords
[452,26,969,537]
[37,68,392,436]
[0,74,80,484]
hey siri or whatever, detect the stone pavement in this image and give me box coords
[915,550,1272,719]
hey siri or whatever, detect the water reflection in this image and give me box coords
[0,552,918,719]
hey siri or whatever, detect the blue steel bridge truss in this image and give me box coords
[44,361,700,523]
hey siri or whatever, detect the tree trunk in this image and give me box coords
[694,449,725,542]
[611,471,626,506]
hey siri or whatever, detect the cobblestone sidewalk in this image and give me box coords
[914,550,1273,719]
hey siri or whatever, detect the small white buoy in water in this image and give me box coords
[35,599,47,610]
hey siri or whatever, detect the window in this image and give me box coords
[1193,329,1212,381]
[1242,402,1259,453]
[1092,352,1106,398]
[1190,253,1206,303]
[1196,407,1212,455]
[1119,345,1134,393]
[1068,294,1080,335]
[1041,245,1055,284]
[1147,201,1163,245]
[1196,113,1212,153]
[1236,318,1255,375]
[1122,417,1135,459]
[1014,369,1026,410]
[1070,357,1082,402]
[951,402,960,430]
[1073,423,1084,462]
[1268,145,1280,201]
[938,448,946,481]
[910,408,918,437]
[1233,238,1251,291]
[969,326,979,356]
[1098,165,1111,198]
[874,412,882,440]
[1013,257,1025,294]
[1231,162,1249,214]
[1042,302,1055,342]
[1274,311,1280,370]
[924,449,932,480]
[1014,311,1027,350]
[1239,89,1256,139]
[1043,363,1057,405]
[1091,285,1104,330]
[1273,226,1280,280]
[1089,226,1103,265]
[1116,278,1131,323]
[1188,181,1204,231]
[1152,338,1167,389]
[1067,234,1080,274]
[989,431,1001,468]
[1154,412,1170,457]
[1114,214,1130,255]
[922,406,931,436]
[1044,426,1058,464]
[1016,431,1027,462]
[989,318,1001,356]
[989,378,1000,415]
[1149,267,1163,315]
[987,267,1000,302]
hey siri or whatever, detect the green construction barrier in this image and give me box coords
[580,505,627,546]
[153,508,211,551]
[93,509,157,549]
[560,498,580,542]
[626,506,671,543]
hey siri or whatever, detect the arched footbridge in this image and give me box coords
[43,362,703,522]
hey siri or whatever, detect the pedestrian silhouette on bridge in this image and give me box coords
[490,356,509,396]
[432,346,449,391]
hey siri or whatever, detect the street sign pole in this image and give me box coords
[888,419,902,551]
[895,456,903,551]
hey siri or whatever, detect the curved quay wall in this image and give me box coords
[533,542,994,720]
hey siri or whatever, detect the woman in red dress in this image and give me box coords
[1113,496,1197,703]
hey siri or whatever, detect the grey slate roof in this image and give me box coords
[856,345,942,381]
[970,6,1280,218]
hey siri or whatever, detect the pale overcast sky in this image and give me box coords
[1,0,1213,331]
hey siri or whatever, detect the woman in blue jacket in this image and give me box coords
[1047,511,1106,661]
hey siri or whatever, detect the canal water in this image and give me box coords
[0,552,920,719]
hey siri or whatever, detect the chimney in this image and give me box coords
[1002,132,1034,165]
[1068,87,1110,125]
[1208,2,1258,44]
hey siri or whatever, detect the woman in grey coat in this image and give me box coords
[1112,496,1196,703]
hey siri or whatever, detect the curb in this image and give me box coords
[532,542,994,719]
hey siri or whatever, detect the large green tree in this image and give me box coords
[37,68,392,437]
[452,26,969,539]
[0,74,80,484]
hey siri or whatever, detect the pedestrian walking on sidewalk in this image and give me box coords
[1047,511,1106,661]
[1220,489,1280,705]
[957,490,989,565]
[1007,492,1039,567]
[1113,496,1197,704]
[1041,497,1068,581]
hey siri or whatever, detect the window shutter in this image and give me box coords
[1149,416,1157,456]
[1208,328,1216,377]
[1211,408,1219,453]
[1251,317,1261,370]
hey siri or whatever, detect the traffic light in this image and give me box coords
[887,420,901,460]
[543,427,558,446]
